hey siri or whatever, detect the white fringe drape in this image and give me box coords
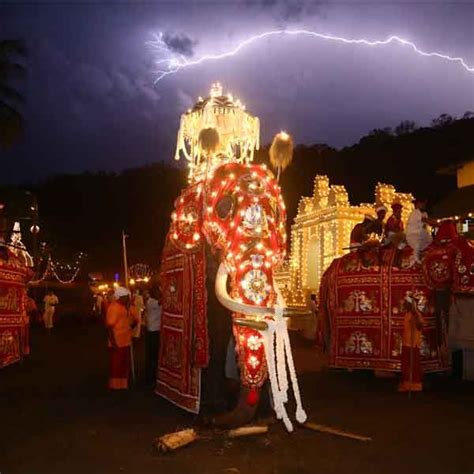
[259,286,307,432]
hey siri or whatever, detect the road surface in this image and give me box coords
[1,321,473,474]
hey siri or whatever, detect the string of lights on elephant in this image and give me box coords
[170,161,288,391]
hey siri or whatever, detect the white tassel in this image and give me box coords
[261,320,293,431]
[282,325,307,424]
[259,291,307,432]
[275,312,288,402]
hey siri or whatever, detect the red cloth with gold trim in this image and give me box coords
[320,246,448,372]
[201,162,285,389]
[0,247,31,369]
[156,184,208,413]
[452,238,474,295]
[422,243,455,290]
[422,221,474,295]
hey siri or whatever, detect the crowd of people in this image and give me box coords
[24,283,163,391]
[23,197,453,396]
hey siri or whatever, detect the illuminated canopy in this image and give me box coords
[175,82,260,182]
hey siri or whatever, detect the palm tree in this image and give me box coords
[0,40,26,148]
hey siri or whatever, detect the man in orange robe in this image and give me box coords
[399,294,425,392]
[106,287,139,390]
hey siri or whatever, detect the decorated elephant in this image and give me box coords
[156,84,306,430]
[421,220,474,380]
[319,237,449,374]
[0,233,32,368]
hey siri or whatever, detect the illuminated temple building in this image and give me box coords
[281,175,414,307]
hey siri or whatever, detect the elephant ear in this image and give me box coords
[451,238,474,294]
[422,245,454,290]
[157,182,209,414]
[169,183,204,253]
[157,227,208,414]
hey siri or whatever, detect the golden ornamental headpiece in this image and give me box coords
[174,83,260,182]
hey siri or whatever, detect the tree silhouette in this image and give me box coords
[0,40,26,148]
[394,120,418,135]
[431,113,454,128]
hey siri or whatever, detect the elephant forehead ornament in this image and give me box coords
[168,84,306,431]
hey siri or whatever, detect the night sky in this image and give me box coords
[2,0,473,184]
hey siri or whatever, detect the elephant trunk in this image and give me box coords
[215,263,275,318]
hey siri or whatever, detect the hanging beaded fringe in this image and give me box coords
[260,304,307,432]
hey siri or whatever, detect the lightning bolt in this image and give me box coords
[147,29,474,84]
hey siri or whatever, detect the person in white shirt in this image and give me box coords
[132,290,144,338]
[144,287,162,384]
[43,290,59,330]
[406,198,437,262]
[94,294,103,317]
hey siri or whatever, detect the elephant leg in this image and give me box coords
[212,385,261,428]
[212,324,267,428]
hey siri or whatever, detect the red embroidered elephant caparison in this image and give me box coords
[320,245,450,373]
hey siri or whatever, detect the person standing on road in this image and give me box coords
[26,293,38,326]
[102,290,114,321]
[308,293,320,343]
[43,290,59,330]
[106,287,139,390]
[399,294,425,392]
[144,287,162,385]
[94,293,103,318]
[132,289,144,339]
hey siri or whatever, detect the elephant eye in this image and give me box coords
[216,194,235,220]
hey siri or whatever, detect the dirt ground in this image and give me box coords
[1,320,473,474]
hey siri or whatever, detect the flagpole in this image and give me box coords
[122,230,129,288]
[122,230,135,382]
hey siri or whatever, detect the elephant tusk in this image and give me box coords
[215,263,275,318]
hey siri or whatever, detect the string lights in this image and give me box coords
[129,263,153,285]
[30,253,85,285]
